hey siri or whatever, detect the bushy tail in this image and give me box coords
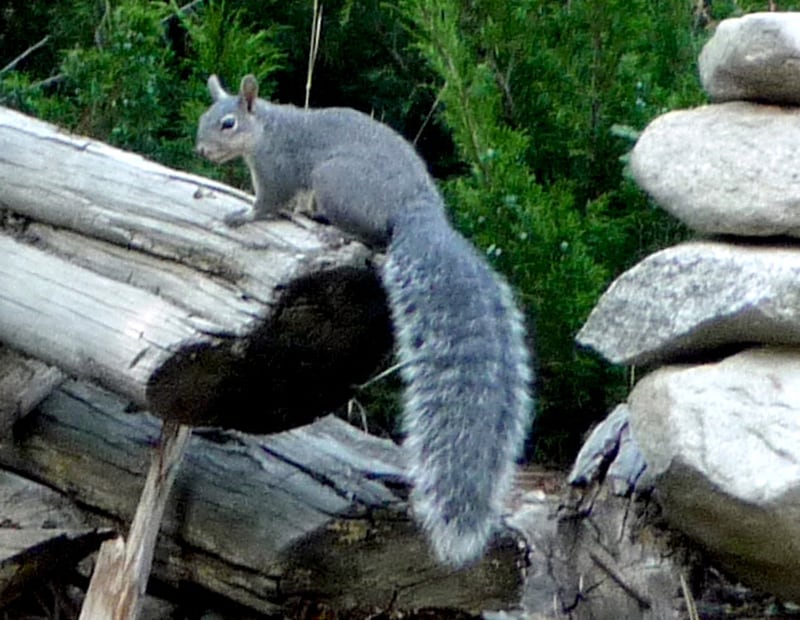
[382,205,533,567]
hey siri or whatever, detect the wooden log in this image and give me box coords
[0,105,392,431]
[0,380,524,615]
[0,105,525,615]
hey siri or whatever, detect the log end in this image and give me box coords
[146,265,393,432]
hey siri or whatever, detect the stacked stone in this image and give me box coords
[576,13,800,600]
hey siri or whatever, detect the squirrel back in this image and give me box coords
[196,75,533,567]
[197,74,434,243]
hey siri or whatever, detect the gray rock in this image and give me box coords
[577,240,800,366]
[630,101,800,237]
[627,347,800,600]
[699,12,800,104]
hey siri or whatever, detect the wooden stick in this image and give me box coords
[305,0,323,109]
[79,421,191,620]
[0,36,49,76]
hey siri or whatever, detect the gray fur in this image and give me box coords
[196,75,533,566]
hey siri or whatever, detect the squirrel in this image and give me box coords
[196,74,533,568]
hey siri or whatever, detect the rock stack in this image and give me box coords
[576,13,800,600]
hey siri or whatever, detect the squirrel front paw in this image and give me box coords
[223,208,256,228]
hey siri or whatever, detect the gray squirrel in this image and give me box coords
[196,74,533,567]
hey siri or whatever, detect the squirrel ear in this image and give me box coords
[207,74,226,102]
[240,74,259,113]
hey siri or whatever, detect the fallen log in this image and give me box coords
[0,380,524,615]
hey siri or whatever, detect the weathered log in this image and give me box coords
[0,105,392,431]
[0,380,524,615]
[0,104,394,618]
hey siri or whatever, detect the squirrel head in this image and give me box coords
[196,74,264,163]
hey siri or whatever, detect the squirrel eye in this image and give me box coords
[220,114,237,130]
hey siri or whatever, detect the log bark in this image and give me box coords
[0,380,524,615]
[0,105,392,431]
[0,104,393,617]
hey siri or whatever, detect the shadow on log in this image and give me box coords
[149,265,392,432]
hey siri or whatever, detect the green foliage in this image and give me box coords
[710,0,800,18]
[180,1,284,95]
[0,0,283,175]
[58,1,175,152]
